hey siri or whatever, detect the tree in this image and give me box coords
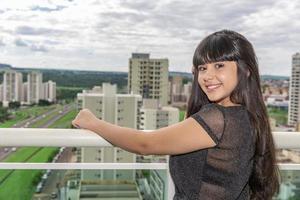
[0,107,9,122]
[38,99,52,106]
[8,101,20,109]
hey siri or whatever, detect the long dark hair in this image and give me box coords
[187,30,280,199]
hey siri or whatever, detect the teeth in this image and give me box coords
[207,84,221,89]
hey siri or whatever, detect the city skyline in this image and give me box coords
[0,0,299,76]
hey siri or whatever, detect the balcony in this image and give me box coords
[0,128,300,199]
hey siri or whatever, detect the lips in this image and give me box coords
[205,83,222,91]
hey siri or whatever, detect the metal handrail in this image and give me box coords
[1,128,299,199]
[1,128,300,148]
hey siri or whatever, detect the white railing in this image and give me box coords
[0,128,175,199]
[1,128,300,148]
[1,128,300,199]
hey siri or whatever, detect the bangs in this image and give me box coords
[193,33,240,67]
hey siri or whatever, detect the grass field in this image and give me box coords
[0,105,76,200]
[0,148,59,200]
[0,105,56,128]
[267,106,288,125]
[49,109,78,128]
[29,105,63,128]
[0,148,41,184]
[179,110,186,121]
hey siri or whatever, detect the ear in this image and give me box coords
[247,70,250,77]
[192,66,195,75]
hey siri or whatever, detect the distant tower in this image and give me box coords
[27,71,43,104]
[2,70,23,107]
[288,52,300,126]
[43,80,56,102]
[128,53,169,106]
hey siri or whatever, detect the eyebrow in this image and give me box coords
[197,64,206,68]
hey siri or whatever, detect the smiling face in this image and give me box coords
[197,61,239,107]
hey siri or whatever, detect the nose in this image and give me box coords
[203,67,215,81]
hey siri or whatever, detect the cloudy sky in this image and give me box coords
[0,0,299,76]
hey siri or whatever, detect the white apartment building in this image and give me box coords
[0,84,2,103]
[43,80,56,102]
[21,82,28,104]
[139,98,179,200]
[140,99,179,130]
[77,83,143,181]
[1,70,56,106]
[27,71,43,104]
[2,70,23,107]
[183,82,192,100]
[288,53,300,126]
[170,76,192,105]
[128,53,169,106]
[76,83,144,199]
[171,76,184,103]
[76,84,179,200]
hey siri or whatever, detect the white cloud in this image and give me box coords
[0,0,299,76]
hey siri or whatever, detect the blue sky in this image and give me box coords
[0,0,299,76]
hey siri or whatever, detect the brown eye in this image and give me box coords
[215,63,224,69]
[198,65,206,71]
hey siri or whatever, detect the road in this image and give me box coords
[0,104,74,161]
[0,106,58,160]
[1,103,78,200]
[40,147,77,199]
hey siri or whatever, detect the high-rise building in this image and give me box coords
[75,83,144,199]
[43,80,56,102]
[77,83,142,181]
[21,82,28,104]
[288,53,300,126]
[1,70,56,106]
[140,99,179,130]
[0,84,3,103]
[183,82,192,102]
[2,70,23,107]
[128,53,169,106]
[76,84,177,200]
[27,71,43,104]
[138,99,178,200]
[170,75,192,106]
[171,76,183,103]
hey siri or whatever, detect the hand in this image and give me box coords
[72,109,99,130]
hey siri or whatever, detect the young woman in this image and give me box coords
[72,30,280,199]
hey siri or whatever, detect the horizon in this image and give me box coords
[0,1,299,76]
[0,62,291,78]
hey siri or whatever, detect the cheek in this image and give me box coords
[221,72,238,89]
[197,76,205,90]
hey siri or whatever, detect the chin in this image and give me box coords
[208,97,226,104]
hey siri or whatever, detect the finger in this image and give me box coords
[74,124,81,129]
[72,120,81,129]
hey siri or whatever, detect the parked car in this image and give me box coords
[35,182,43,193]
[42,173,48,180]
[50,192,57,199]
[46,169,52,176]
[59,147,65,153]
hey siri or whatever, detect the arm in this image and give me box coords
[89,118,148,155]
[72,109,216,156]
